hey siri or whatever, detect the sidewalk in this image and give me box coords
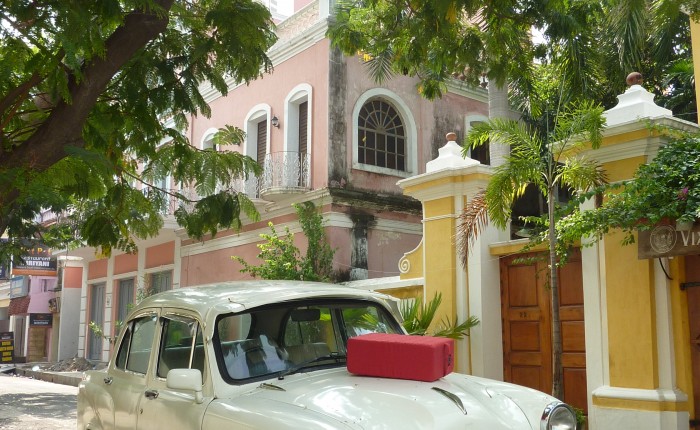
[1,358,103,387]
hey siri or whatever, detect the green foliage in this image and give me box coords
[328,0,691,119]
[558,129,700,247]
[0,1,277,259]
[327,0,538,98]
[233,202,336,282]
[463,100,607,233]
[234,222,304,280]
[400,292,479,340]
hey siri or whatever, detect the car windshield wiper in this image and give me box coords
[278,353,347,379]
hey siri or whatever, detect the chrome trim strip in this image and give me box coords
[431,387,467,415]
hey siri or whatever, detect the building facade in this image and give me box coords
[55,0,489,363]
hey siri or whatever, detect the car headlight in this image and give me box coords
[540,401,577,430]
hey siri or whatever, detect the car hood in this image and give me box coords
[230,368,545,429]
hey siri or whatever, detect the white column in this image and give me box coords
[466,223,503,380]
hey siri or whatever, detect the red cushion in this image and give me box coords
[347,333,454,382]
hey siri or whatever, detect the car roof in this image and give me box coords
[133,280,395,318]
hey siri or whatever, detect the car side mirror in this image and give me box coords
[166,368,204,404]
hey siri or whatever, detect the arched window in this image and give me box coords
[201,127,219,151]
[358,99,406,171]
[352,89,416,176]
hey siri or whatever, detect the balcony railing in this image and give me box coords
[260,152,311,201]
[141,187,183,215]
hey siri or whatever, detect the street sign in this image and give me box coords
[0,332,14,363]
[638,223,700,259]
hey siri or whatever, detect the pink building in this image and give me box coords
[61,0,489,362]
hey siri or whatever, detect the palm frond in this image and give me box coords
[457,190,489,266]
[464,118,536,155]
[556,157,608,192]
[432,315,480,340]
[400,292,479,340]
[606,0,648,72]
[365,49,395,84]
[551,101,606,153]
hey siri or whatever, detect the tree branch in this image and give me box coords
[0,0,175,232]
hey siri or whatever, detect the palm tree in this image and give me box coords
[457,100,607,400]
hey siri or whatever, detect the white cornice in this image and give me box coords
[199,20,329,105]
[592,386,688,403]
[582,116,699,164]
[398,164,492,202]
[445,80,489,104]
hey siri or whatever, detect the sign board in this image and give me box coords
[12,242,57,276]
[29,313,53,327]
[638,223,700,259]
[0,332,14,363]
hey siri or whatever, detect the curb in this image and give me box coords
[14,368,83,387]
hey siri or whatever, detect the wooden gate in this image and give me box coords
[500,250,587,412]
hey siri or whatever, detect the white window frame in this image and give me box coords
[283,83,312,154]
[352,88,417,177]
[201,127,220,151]
[464,114,489,162]
[244,104,272,163]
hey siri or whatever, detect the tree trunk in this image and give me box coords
[0,0,175,236]
[548,186,564,400]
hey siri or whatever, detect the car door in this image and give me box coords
[136,312,211,430]
[103,312,159,430]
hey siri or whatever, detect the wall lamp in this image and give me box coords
[271,116,280,128]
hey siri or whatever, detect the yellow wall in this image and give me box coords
[423,196,458,326]
[604,230,658,389]
[671,257,695,419]
[604,156,647,183]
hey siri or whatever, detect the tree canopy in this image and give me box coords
[0,0,277,260]
[328,0,694,118]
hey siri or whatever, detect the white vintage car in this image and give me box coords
[77,281,577,429]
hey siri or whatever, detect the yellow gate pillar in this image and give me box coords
[398,133,503,378]
[581,82,697,430]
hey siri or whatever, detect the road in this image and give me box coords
[0,373,78,430]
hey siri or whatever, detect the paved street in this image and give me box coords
[0,373,78,430]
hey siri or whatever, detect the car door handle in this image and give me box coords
[103,377,113,385]
[144,389,159,400]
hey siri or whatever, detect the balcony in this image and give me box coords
[260,152,311,202]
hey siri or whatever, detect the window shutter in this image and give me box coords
[298,101,308,155]
[257,120,267,165]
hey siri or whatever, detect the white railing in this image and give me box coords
[261,152,311,192]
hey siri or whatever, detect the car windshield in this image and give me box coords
[214,299,402,382]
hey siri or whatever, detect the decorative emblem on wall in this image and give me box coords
[648,225,677,254]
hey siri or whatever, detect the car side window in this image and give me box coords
[125,315,157,374]
[157,315,205,379]
[115,322,133,370]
